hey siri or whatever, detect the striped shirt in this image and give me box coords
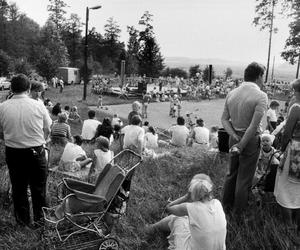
[51,122,71,139]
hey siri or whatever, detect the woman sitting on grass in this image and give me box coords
[146,174,227,250]
[51,112,72,143]
[68,106,81,123]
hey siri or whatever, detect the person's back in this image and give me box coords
[193,126,210,144]
[188,199,226,250]
[145,132,158,149]
[169,125,189,147]
[81,110,100,140]
[60,142,86,163]
[225,83,267,132]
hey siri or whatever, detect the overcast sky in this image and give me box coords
[12,0,291,65]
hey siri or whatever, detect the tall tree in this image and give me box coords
[281,0,300,77]
[0,49,10,76]
[137,11,164,77]
[47,0,67,34]
[126,25,139,75]
[189,65,201,78]
[0,0,9,51]
[62,13,83,67]
[253,0,278,82]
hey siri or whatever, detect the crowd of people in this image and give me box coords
[0,61,299,249]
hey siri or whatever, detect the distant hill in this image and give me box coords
[164,57,297,81]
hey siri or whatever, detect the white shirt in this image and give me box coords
[81,119,101,140]
[0,94,52,148]
[122,125,145,149]
[94,149,114,174]
[111,117,123,127]
[144,132,158,149]
[266,108,277,122]
[187,200,226,250]
[168,125,189,147]
[193,126,210,144]
[61,142,87,162]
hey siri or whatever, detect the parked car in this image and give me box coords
[0,77,11,90]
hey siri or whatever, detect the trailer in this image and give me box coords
[58,67,80,85]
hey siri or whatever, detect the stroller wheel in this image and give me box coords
[99,238,119,250]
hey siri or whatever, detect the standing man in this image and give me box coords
[221,62,268,216]
[0,74,52,227]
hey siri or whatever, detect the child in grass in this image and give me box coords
[146,174,227,250]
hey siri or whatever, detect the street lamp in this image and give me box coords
[83,5,101,101]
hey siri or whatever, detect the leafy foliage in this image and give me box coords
[202,65,215,82]
[224,67,233,79]
[189,64,201,78]
[0,49,10,76]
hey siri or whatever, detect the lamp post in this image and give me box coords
[83,5,101,101]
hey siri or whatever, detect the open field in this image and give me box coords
[0,84,299,249]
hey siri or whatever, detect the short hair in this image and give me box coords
[58,112,68,123]
[144,121,149,126]
[73,135,83,145]
[64,105,70,111]
[177,116,185,125]
[188,174,213,202]
[11,74,31,93]
[30,80,44,92]
[244,62,265,82]
[131,115,142,125]
[132,101,141,111]
[88,110,96,119]
[210,126,219,133]
[102,117,111,127]
[291,79,300,93]
[196,118,204,127]
[148,126,156,135]
[269,100,280,108]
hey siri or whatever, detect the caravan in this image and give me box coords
[58,67,80,85]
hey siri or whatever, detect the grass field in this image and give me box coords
[0,84,299,250]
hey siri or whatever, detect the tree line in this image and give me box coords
[0,0,165,80]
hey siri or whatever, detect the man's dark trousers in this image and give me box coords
[6,146,47,226]
[222,132,261,214]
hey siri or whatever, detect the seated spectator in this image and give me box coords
[81,110,101,141]
[190,118,210,148]
[64,105,70,117]
[168,116,189,147]
[146,174,227,250]
[145,126,158,149]
[51,112,72,142]
[51,103,62,121]
[94,117,114,142]
[128,101,142,124]
[44,98,53,108]
[122,115,144,154]
[59,135,92,172]
[142,121,149,133]
[89,136,114,178]
[30,80,45,104]
[68,106,81,122]
[110,124,122,154]
[111,113,123,127]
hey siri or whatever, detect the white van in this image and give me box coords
[58,67,80,85]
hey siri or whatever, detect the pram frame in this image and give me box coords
[43,149,142,244]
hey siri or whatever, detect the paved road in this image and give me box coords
[90,99,226,130]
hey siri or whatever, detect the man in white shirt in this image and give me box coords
[0,74,52,227]
[191,118,210,147]
[168,116,190,147]
[81,110,101,141]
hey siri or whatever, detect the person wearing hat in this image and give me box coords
[30,80,45,104]
[145,174,227,250]
[89,136,114,178]
[59,135,92,172]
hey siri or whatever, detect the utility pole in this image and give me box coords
[296,54,300,79]
[271,56,275,82]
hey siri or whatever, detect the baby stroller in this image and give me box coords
[251,150,281,205]
[43,149,142,250]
